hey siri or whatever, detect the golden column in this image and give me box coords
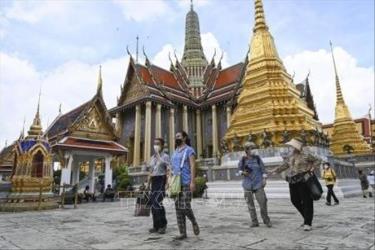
[196,109,203,159]
[144,101,152,163]
[226,106,232,128]
[212,105,218,157]
[155,104,162,138]
[169,108,176,155]
[133,104,141,166]
[183,105,188,132]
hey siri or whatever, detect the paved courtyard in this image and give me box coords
[0,196,374,250]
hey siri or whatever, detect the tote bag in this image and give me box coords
[167,150,187,198]
[305,172,323,201]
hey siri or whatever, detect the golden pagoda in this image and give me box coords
[225,0,320,148]
[329,42,372,156]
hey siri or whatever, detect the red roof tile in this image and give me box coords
[56,137,127,154]
[215,63,243,89]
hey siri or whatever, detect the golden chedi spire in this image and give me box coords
[26,89,43,139]
[225,0,319,148]
[329,42,371,156]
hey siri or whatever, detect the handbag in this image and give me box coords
[134,191,151,217]
[167,149,187,198]
[305,172,323,201]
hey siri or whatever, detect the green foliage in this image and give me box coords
[115,164,132,191]
[193,176,207,198]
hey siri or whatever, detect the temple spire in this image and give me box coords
[97,65,103,95]
[26,89,43,139]
[190,0,193,10]
[329,41,344,104]
[181,1,207,87]
[253,0,268,32]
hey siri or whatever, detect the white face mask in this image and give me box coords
[153,145,161,153]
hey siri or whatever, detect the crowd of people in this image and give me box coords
[143,132,374,239]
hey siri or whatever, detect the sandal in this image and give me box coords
[192,223,200,235]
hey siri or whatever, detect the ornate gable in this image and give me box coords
[70,99,116,141]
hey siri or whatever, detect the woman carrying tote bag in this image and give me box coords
[169,131,200,240]
[270,138,321,231]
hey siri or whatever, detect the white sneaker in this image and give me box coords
[303,225,312,231]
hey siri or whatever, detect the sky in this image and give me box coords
[0,0,374,146]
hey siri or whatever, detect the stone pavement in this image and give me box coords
[0,196,374,250]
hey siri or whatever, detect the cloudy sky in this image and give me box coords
[0,0,374,146]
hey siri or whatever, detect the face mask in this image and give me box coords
[175,138,183,146]
[153,145,161,153]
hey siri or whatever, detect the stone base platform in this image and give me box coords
[207,179,364,199]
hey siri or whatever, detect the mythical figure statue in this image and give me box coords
[280,129,290,144]
[261,129,273,148]
[232,134,242,151]
[247,131,257,144]
[220,139,229,154]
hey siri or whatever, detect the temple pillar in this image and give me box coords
[104,156,113,189]
[212,105,218,157]
[133,105,141,166]
[196,109,203,159]
[88,159,95,193]
[144,101,152,163]
[183,105,188,132]
[155,104,162,138]
[169,108,175,155]
[71,161,80,185]
[60,153,73,194]
[226,106,232,128]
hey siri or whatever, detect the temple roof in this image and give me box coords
[0,144,15,168]
[55,136,127,155]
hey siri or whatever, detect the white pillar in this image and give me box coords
[144,101,152,163]
[133,105,141,166]
[183,105,188,132]
[88,160,95,193]
[212,105,219,157]
[196,109,203,159]
[155,104,162,138]
[60,153,73,194]
[104,156,113,189]
[169,108,175,155]
[226,106,232,128]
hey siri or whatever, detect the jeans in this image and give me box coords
[244,187,270,225]
[150,175,167,230]
[289,182,313,226]
[326,184,339,203]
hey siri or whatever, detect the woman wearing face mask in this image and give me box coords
[322,162,339,206]
[147,138,170,234]
[238,142,271,228]
[269,138,321,231]
[170,131,199,240]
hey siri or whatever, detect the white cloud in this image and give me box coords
[283,47,374,124]
[3,1,70,24]
[151,32,229,70]
[177,0,211,9]
[0,52,129,145]
[201,32,229,68]
[113,0,171,22]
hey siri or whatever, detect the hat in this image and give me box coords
[285,138,303,151]
[244,141,257,150]
[371,170,374,175]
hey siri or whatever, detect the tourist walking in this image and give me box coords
[238,142,272,228]
[147,138,170,234]
[270,138,321,231]
[322,162,339,206]
[358,169,372,198]
[170,131,200,240]
[368,170,375,197]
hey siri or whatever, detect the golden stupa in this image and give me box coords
[225,0,320,148]
[329,42,372,156]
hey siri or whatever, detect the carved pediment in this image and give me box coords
[122,77,148,105]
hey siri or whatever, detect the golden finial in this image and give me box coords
[253,0,268,32]
[58,103,62,115]
[329,41,344,104]
[27,90,43,139]
[97,65,103,95]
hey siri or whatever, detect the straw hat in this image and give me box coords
[285,138,303,151]
[244,141,257,150]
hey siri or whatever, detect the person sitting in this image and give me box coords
[102,184,116,202]
[83,185,96,202]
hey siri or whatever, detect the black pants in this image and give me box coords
[289,182,313,226]
[150,175,167,230]
[326,185,339,203]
